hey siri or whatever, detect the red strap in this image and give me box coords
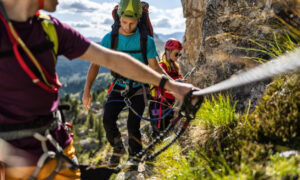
[0,12,59,93]
[144,9,153,37]
[158,97,163,129]
[10,11,59,87]
[13,43,58,93]
[38,0,44,9]
[107,82,114,94]
[36,11,40,17]
[0,13,16,44]
[112,5,119,21]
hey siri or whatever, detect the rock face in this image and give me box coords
[181,0,207,67]
[180,0,300,111]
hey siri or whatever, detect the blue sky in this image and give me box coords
[48,0,185,39]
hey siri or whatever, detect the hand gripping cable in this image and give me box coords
[114,90,203,173]
[143,90,203,161]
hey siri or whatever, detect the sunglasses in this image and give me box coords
[175,53,182,57]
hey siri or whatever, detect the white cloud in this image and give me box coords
[149,7,185,33]
[58,0,116,14]
[52,0,185,37]
[153,18,172,28]
[103,18,114,25]
[69,21,92,28]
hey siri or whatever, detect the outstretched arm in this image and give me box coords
[79,42,195,102]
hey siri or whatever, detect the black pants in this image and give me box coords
[149,98,175,136]
[103,85,145,156]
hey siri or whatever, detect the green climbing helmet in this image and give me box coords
[117,0,142,19]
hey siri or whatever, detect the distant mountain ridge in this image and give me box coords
[155,32,185,42]
[56,56,110,84]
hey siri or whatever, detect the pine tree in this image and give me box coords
[87,113,95,129]
[96,116,105,145]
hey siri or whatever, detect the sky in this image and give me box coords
[48,0,185,39]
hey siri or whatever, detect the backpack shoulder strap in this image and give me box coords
[111,9,120,51]
[138,22,148,65]
[38,13,58,65]
[111,33,119,50]
[140,33,148,65]
[159,59,171,72]
[139,6,151,66]
[110,32,123,80]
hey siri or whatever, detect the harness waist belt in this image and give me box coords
[115,79,141,86]
[0,111,61,141]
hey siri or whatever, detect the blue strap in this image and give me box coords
[104,99,173,122]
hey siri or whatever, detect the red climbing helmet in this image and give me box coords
[164,38,182,50]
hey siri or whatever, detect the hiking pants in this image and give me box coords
[103,85,145,156]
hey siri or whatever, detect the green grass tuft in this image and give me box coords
[193,94,237,128]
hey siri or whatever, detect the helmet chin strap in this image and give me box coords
[38,0,44,9]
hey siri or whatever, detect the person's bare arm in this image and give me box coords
[148,58,177,80]
[82,63,100,110]
[79,42,194,102]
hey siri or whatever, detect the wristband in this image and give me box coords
[159,74,169,90]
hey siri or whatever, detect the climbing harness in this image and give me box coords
[0,109,79,180]
[0,118,59,141]
[0,3,61,93]
[105,82,175,122]
[149,87,174,129]
[28,130,78,180]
